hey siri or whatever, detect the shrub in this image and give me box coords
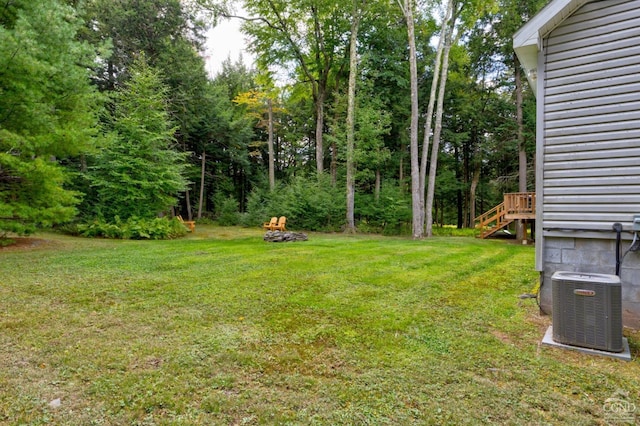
[77,217,187,239]
[214,195,241,226]
[241,191,269,227]
[355,182,411,235]
[246,175,346,232]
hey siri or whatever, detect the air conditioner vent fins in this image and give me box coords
[552,271,623,353]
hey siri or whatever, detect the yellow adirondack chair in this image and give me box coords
[272,216,286,231]
[263,217,277,230]
[177,215,195,232]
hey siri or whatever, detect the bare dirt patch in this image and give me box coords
[0,238,60,252]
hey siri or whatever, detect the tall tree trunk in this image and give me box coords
[455,144,463,228]
[345,4,360,233]
[403,0,423,239]
[375,169,381,201]
[426,1,455,237]
[420,1,452,223]
[331,142,337,186]
[198,150,206,219]
[468,125,481,228]
[469,158,480,228]
[515,53,527,241]
[462,144,469,228]
[267,98,275,191]
[185,188,193,221]
[315,86,325,175]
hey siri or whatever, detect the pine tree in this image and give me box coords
[86,57,188,221]
[0,0,99,236]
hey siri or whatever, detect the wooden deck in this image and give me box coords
[475,192,535,239]
[503,192,536,220]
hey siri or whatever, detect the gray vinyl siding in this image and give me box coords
[542,0,640,232]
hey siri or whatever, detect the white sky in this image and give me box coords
[204,16,255,77]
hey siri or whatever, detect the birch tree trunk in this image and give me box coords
[402,0,423,239]
[345,3,360,233]
[420,2,452,221]
[425,0,455,237]
[267,98,275,191]
[469,157,480,228]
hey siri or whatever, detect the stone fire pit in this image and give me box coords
[263,230,308,242]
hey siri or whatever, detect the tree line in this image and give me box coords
[0,0,545,239]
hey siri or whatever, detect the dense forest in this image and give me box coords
[0,0,546,239]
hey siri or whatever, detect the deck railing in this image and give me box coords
[504,192,536,218]
[475,202,509,239]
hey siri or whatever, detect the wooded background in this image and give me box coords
[0,0,546,237]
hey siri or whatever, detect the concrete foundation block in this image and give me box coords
[561,248,615,269]
[622,302,640,330]
[545,237,575,249]
[622,285,640,303]
[544,248,562,264]
[620,269,640,287]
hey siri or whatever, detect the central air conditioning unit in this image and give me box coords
[552,271,623,353]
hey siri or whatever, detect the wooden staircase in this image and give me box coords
[475,192,536,239]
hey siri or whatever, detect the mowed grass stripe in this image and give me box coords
[0,227,638,425]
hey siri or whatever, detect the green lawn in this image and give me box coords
[1,227,638,425]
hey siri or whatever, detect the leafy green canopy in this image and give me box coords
[80,0,250,219]
[85,57,188,221]
[0,0,99,235]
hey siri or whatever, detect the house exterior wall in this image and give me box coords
[538,0,640,329]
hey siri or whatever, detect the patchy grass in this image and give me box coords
[0,226,638,425]
[431,224,480,238]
